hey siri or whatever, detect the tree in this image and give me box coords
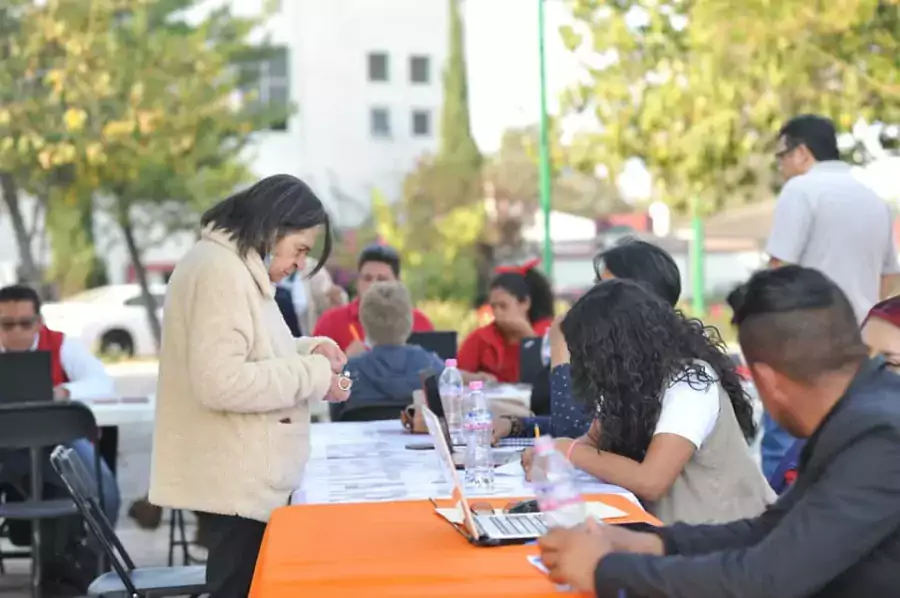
[559,0,900,215]
[1,0,283,347]
[485,127,629,219]
[434,0,482,211]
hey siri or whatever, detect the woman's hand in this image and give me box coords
[325,372,352,403]
[312,342,348,373]
[521,447,536,480]
[492,417,513,444]
[466,371,498,384]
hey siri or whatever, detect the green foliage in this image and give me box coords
[560,0,900,215]
[485,126,630,218]
[371,180,483,303]
[0,0,287,341]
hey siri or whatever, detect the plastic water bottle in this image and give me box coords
[463,381,494,489]
[541,328,552,366]
[439,359,465,445]
[531,436,588,528]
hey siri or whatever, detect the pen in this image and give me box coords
[534,424,540,439]
[349,324,361,341]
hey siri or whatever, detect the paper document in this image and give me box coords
[527,555,575,592]
[495,460,525,476]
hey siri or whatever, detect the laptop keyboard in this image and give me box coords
[482,513,547,538]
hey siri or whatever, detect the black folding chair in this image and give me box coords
[336,401,411,422]
[50,446,208,597]
[0,401,101,598]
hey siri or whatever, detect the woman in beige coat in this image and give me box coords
[149,175,350,597]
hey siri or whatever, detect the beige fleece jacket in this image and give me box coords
[148,227,335,522]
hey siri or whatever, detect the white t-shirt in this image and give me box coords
[653,362,721,449]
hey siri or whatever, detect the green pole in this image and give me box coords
[690,197,706,317]
[537,0,553,279]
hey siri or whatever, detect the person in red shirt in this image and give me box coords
[458,260,555,383]
[313,244,433,355]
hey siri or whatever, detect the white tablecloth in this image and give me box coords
[83,396,156,427]
[291,420,637,506]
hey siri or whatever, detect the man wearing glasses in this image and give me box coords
[313,244,434,356]
[762,114,900,480]
[0,283,120,589]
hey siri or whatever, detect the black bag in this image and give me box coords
[3,484,99,593]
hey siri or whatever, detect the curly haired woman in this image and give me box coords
[523,279,774,524]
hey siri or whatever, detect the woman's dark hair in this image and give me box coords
[562,279,756,461]
[200,174,332,275]
[593,238,681,306]
[489,267,555,324]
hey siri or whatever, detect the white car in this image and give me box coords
[42,284,167,357]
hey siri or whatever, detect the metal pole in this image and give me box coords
[690,196,706,317]
[537,0,553,278]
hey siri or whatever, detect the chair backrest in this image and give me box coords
[50,446,138,594]
[0,402,98,450]
[337,401,411,422]
[518,336,544,384]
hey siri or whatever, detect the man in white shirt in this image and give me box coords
[0,284,121,525]
[762,114,900,480]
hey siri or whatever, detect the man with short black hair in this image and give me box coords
[763,114,900,477]
[0,284,121,590]
[312,244,433,355]
[538,266,900,597]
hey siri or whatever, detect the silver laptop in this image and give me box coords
[422,405,547,545]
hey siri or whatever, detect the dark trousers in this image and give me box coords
[200,512,267,598]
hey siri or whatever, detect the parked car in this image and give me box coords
[42,284,166,357]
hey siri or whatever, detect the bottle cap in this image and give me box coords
[469,380,484,390]
[445,358,458,367]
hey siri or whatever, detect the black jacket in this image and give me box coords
[595,357,900,598]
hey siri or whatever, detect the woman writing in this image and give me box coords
[149,175,350,597]
[457,261,555,383]
[494,239,682,440]
[523,279,773,524]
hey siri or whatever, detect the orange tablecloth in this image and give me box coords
[249,494,660,598]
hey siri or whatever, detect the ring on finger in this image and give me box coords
[337,371,353,392]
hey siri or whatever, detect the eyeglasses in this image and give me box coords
[0,317,39,331]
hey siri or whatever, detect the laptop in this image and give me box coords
[408,331,458,361]
[419,369,517,469]
[422,405,548,545]
[0,351,54,404]
[518,337,544,385]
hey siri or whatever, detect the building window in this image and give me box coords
[409,55,430,84]
[240,46,290,131]
[368,52,389,82]
[411,109,431,137]
[370,107,391,138]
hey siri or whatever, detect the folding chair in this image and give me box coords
[50,446,207,598]
[0,401,101,597]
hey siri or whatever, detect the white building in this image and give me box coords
[227,0,448,226]
[0,0,450,285]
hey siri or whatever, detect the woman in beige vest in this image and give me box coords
[526,279,773,524]
[149,175,351,597]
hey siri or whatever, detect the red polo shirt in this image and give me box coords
[457,318,553,383]
[312,299,435,351]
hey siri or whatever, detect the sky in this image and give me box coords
[462,0,653,200]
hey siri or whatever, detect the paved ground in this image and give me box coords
[0,365,197,597]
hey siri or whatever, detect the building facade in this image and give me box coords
[227,0,448,226]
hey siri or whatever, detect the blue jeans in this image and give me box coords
[0,438,121,527]
[760,412,798,480]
